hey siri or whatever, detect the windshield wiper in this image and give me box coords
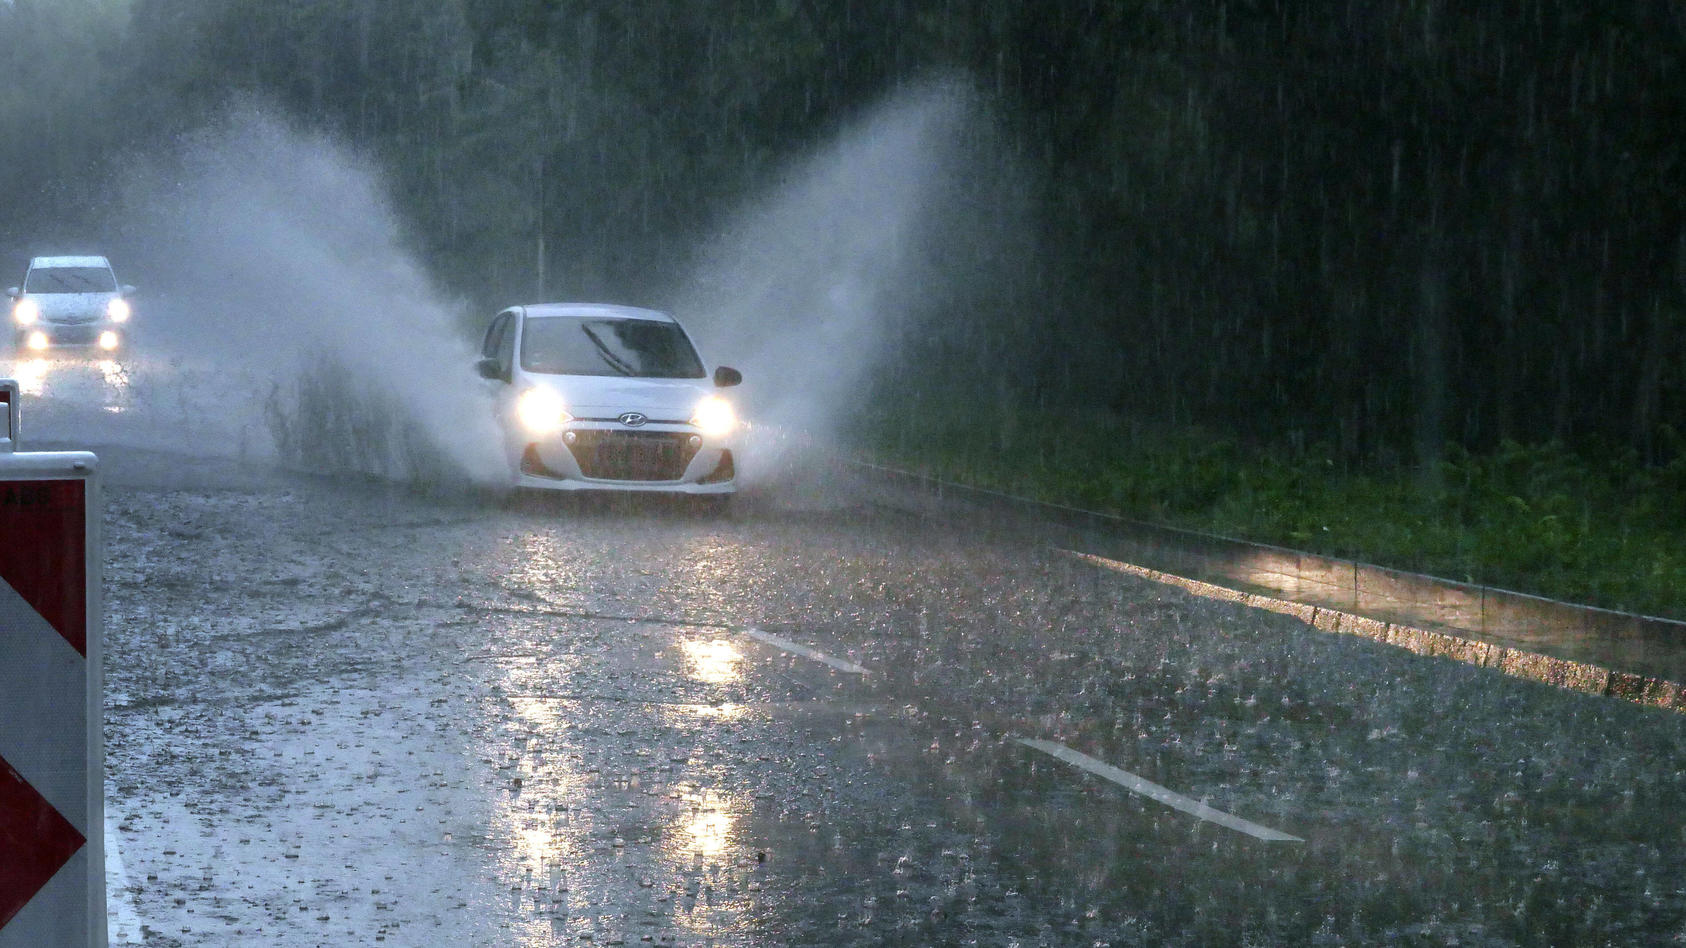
[32,273,99,292]
[580,325,638,376]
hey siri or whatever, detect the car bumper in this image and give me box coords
[512,425,737,494]
[15,322,124,349]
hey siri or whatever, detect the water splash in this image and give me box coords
[116,103,504,484]
[677,77,1031,485]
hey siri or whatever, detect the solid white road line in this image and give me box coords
[743,628,869,674]
[104,812,146,944]
[1014,738,1303,842]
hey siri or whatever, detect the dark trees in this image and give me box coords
[3,0,1682,466]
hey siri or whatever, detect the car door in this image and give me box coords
[480,310,522,461]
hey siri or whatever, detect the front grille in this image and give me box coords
[45,324,101,344]
[568,431,698,481]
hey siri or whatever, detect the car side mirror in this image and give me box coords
[120,285,136,296]
[4,288,17,299]
[475,357,507,382]
[713,366,742,388]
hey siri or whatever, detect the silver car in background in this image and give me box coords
[477,303,743,503]
[7,255,136,354]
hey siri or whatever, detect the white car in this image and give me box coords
[7,255,136,353]
[477,303,742,502]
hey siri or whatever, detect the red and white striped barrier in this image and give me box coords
[0,378,105,947]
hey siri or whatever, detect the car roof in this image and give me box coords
[518,302,676,323]
[30,255,111,269]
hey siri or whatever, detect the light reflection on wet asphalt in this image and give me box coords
[473,620,766,944]
[19,360,1686,945]
[94,471,1133,945]
[10,354,134,413]
[4,353,269,462]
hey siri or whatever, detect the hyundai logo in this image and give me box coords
[618,412,648,427]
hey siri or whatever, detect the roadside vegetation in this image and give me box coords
[859,409,1686,621]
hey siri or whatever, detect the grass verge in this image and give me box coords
[855,410,1686,620]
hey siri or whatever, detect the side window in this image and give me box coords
[481,313,509,359]
[497,314,518,373]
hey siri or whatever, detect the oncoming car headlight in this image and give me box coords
[107,297,131,322]
[13,299,38,325]
[516,386,571,434]
[690,396,737,438]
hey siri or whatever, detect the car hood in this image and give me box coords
[29,292,115,320]
[530,374,715,421]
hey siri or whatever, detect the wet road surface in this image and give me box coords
[8,352,1686,946]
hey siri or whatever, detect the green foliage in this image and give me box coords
[859,409,1686,620]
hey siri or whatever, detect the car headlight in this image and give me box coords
[515,386,571,434]
[25,330,48,351]
[13,299,38,325]
[690,395,737,438]
[107,297,131,322]
[98,330,120,351]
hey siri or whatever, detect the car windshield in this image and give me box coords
[24,266,116,293]
[519,317,705,378]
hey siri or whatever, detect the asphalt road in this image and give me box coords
[8,352,1686,946]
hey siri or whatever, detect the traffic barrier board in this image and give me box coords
[0,379,14,449]
[0,381,104,947]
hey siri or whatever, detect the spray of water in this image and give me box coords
[114,105,504,484]
[677,77,1030,485]
[84,82,1022,496]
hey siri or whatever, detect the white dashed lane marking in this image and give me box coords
[1015,738,1304,842]
[733,625,1301,842]
[743,628,869,674]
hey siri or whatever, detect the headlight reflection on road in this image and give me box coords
[487,681,583,940]
[12,358,48,396]
[682,701,745,721]
[680,639,742,686]
[5,357,133,412]
[516,823,561,879]
[681,806,735,858]
[655,786,748,939]
[469,595,757,941]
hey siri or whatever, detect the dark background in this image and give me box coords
[4,0,1683,468]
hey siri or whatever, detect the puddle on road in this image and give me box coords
[96,464,1686,946]
[679,638,743,686]
[468,619,769,945]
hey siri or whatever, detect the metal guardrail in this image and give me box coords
[845,459,1686,708]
